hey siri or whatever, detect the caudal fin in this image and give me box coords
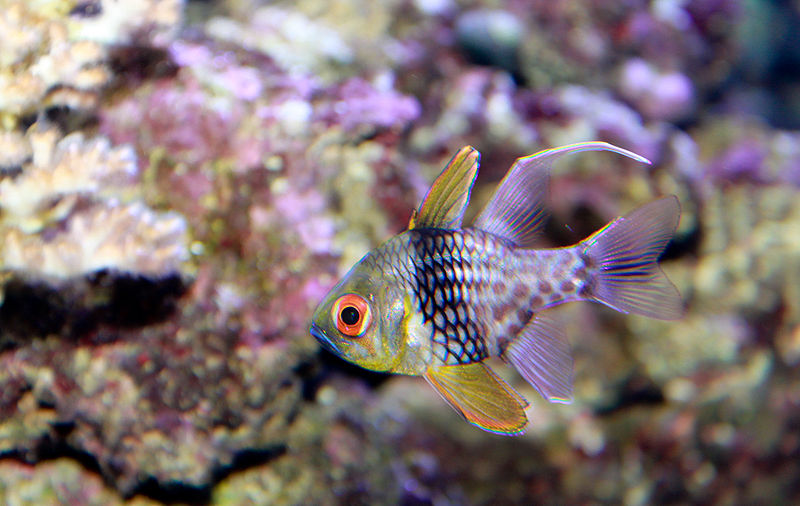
[582,196,683,320]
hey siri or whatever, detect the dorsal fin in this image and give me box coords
[424,362,529,435]
[409,146,479,230]
[473,142,651,248]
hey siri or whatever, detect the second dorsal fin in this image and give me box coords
[473,142,651,248]
[409,146,479,230]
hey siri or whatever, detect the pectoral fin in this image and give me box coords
[410,146,479,230]
[424,362,529,435]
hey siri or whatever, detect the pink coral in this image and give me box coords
[103,77,242,167]
[619,58,694,122]
[322,77,421,133]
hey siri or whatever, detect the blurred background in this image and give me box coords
[0,0,798,503]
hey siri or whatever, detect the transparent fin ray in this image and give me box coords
[505,314,574,404]
[424,362,529,435]
[583,196,684,320]
[410,146,479,230]
[473,142,651,248]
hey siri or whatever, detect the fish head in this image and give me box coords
[310,255,407,372]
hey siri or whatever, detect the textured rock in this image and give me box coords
[1,0,799,504]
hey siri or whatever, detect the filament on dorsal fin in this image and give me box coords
[473,142,651,248]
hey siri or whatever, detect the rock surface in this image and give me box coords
[0,0,798,504]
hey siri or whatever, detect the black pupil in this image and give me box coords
[341,306,360,326]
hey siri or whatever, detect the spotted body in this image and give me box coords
[369,228,592,367]
[311,143,683,435]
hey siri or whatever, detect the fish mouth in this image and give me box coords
[310,323,340,355]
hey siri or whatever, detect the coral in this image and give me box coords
[2,201,187,278]
[321,76,421,134]
[0,122,136,231]
[618,58,695,122]
[68,0,184,46]
[693,118,800,185]
[409,68,539,158]
[0,0,184,129]
[0,121,187,281]
[205,6,354,81]
[219,0,405,74]
[0,129,28,171]
[692,183,800,322]
[0,1,110,127]
[0,120,189,351]
[0,6,425,497]
[0,0,799,504]
[0,459,126,505]
[99,35,423,254]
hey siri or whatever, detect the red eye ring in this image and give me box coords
[332,294,371,337]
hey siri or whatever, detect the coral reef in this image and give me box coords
[0,1,110,128]
[69,0,184,46]
[0,0,799,504]
[0,1,190,342]
[0,0,184,130]
[0,122,136,231]
[0,121,188,337]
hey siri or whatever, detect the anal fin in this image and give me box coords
[505,314,574,404]
[424,362,529,435]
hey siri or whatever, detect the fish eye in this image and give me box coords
[340,306,360,325]
[332,294,371,338]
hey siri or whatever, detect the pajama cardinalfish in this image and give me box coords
[310,142,683,435]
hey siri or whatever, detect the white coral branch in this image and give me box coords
[2,201,188,279]
[0,123,137,231]
[0,3,110,118]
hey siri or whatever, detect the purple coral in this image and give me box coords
[322,76,421,133]
[2,1,800,504]
[619,58,695,122]
[706,140,768,183]
[103,77,242,167]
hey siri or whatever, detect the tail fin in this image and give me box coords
[582,196,683,320]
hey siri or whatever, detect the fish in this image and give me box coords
[310,142,683,435]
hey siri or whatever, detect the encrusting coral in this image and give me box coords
[0,1,110,128]
[0,0,184,129]
[1,0,799,504]
[0,0,190,304]
[0,121,187,280]
[0,122,136,231]
[2,201,187,279]
[0,122,188,351]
